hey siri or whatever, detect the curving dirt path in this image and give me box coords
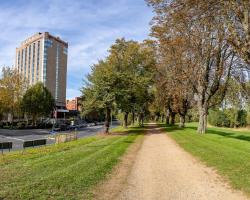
[117,124,248,200]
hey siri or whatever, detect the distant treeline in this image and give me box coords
[208,109,250,128]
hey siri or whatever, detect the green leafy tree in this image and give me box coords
[81,60,117,133]
[81,39,155,132]
[21,82,55,125]
[107,39,155,127]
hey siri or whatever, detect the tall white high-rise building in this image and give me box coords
[15,32,68,108]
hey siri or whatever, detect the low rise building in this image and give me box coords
[66,97,82,111]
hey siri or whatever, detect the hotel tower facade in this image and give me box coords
[15,32,68,108]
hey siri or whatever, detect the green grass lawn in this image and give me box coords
[160,122,250,196]
[0,126,144,200]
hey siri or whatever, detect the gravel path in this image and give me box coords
[117,124,248,200]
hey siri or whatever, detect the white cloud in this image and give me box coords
[0,0,154,98]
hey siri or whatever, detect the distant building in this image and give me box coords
[15,32,68,108]
[66,97,82,111]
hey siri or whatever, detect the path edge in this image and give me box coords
[91,134,145,200]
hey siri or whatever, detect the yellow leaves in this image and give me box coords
[0,67,26,113]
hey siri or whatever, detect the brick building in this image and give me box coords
[66,97,82,111]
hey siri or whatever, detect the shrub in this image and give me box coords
[17,122,26,129]
[209,109,247,128]
[247,112,250,125]
[208,109,230,127]
[187,108,199,122]
[224,108,237,127]
[116,112,133,126]
[237,110,247,127]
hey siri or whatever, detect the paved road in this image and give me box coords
[0,124,118,152]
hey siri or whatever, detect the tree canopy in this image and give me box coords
[147,0,250,133]
[81,38,155,133]
[0,67,27,123]
[21,82,55,125]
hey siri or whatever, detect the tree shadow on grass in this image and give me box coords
[122,140,134,144]
[159,123,250,142]
[111,126,145,136]
[157,124,185,133]
[127,127,145,135]
[188,126,250,142]
[88,144,109,148]
[88,140,136,149]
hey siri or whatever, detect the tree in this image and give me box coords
[147,0,242,133]
[21,82,55,125]
[223,0,250,65]
[0,67,27,125]
[181,0,250,65]
[81,38,155,132]
[148,0,250,65]
[108,39,155,128]
[81,60,117,133]
[221,78,249,128]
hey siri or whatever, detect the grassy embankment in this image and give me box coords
[0,125,144,200]
[160,122,250,196]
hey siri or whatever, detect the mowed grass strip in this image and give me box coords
[160,122,250,196]
[0,126,144,200]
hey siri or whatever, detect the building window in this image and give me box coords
[55,44,60,100]
[24,47,27,77]
[63,47,68,55]
[21,49,24,73]
[44,39,53,48]
[43,40,50,85]
[32,43,35,84]
[28,45,31,81]
[37,41,40,81]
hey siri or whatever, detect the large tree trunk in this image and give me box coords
[104,107,111,134]
[197,104,208,134]
[234,110,238,128]
[139,113,144,127]
[179,114,185,128]
[141,114,144,126]
[161,114,164,122]
[10,112,14,128]
[124,112,129,128]
[178,99,189,128]
[166,109,170,125]
[32,114,36,126]
[24,113,28,126]
[170,112,176,125]
[132,111,135,125]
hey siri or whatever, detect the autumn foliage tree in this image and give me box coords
[0,67,27,124]
[153,36,194,127]
[147,0,248,133]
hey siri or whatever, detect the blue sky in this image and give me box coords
[0,0,154,99]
